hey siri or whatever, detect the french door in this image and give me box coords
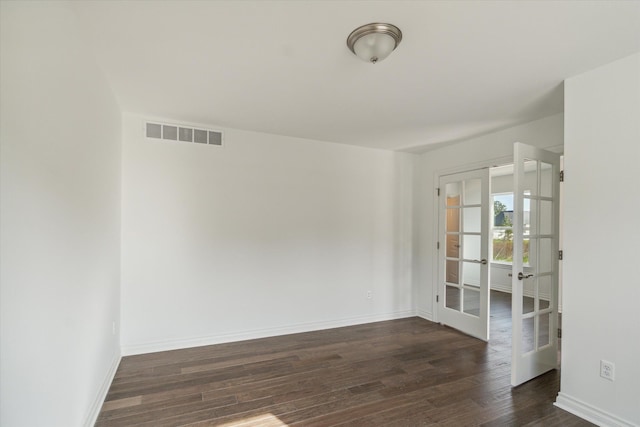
[438,169,490,341]
[511,143,561,386]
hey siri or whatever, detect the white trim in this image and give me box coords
[431,179,440,322]
[555,392,636,427]
[435,155,513,178]
[491,283,512,294]
[416,309,433,321]
[122,310,415,356]
[84,352,121,427]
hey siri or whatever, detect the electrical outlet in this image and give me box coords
[366,290,372,299]
[600,360,615,381]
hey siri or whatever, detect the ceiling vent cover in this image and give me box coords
[145,122,223,146]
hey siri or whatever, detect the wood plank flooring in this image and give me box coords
[96,292,591,426]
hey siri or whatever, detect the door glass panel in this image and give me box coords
[523,279,535,314]
[446,285,461,311]
[522,197,538,235]
[463,207,481,232]
[492,229,513,262]
[539,275,551,309]
[463,289,480,317]
[462,262,480,287]
[446,183,461,200]
[527,197,537,236]
[523,238,530,265]
[446,234,460,258]
[446,260,459,284]
[523,317,535,353]
[464,178,482,205]
[540,200,553,235]
[538,313,550,348]
[463,235,481,260]
[540,162,553,198]
[523,160,538,196]
[523,194,531,236]
[446,206,460,229]
[539,238,553,274]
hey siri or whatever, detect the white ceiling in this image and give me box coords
[73,1,640,152]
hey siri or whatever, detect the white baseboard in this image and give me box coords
[491,283,512,294]
[415,309,433,321]
[84,352,121,427]
[122,310,416,356]
[555,392,636,427]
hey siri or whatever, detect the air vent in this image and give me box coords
[146,122,223,146]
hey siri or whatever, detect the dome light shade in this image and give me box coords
[347,23,402,64]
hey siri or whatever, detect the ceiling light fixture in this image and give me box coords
[346,23,402,64]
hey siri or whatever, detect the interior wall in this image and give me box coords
[557,53,639,425]
[121,113,415,354]
[0,2,122,427]
[414,113,564,320]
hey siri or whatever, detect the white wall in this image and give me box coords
[414,114,564,319]
[0,2,122,426]
[121,114,415,354]
[556,53,640,426]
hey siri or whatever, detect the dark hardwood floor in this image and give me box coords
[96,291,590,426]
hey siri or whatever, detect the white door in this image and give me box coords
[438,169,490,341]
[511,142,561,386]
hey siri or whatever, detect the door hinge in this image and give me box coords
[557,328,562,339]
[559,250,563,260]
[436,295,439,303]
[560,170,564,182]
[437,187,440,196]
[437,241,440,250]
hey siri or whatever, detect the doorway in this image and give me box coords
[436,143,562,387]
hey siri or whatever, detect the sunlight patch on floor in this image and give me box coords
[216,412,289,426]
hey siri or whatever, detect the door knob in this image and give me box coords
[508,272,534,280]
[473,259,488,265]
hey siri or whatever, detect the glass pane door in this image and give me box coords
[438,168,490,341]
[511,143,561,386]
